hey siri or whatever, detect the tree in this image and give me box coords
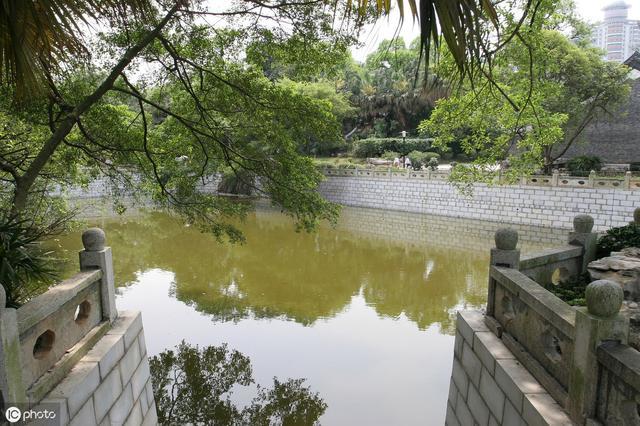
[0,2,364,240]
[420,16,630,180]
[150,341,327,425]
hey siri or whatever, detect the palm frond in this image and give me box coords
[0,0,152,100]
[348,0,501,77]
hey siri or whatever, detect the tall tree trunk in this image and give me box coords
[10,2,182,215]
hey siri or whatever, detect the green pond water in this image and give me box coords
[51,204,559,425]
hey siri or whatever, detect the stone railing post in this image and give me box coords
[568,280,628,423]
[568,214,598,273]
[632,207,640,226]
[588,170,596,188]
[552,169,559,187]
[624,171,632,190]
[0,286,27,405]
[487,228,520,316]
[79,228,117,323]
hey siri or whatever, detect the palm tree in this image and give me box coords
[0,0,151,99]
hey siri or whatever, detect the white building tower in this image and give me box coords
[591,1,640,62]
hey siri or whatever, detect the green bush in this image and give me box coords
[381,151,399,160]
[352,138,433,158]
[567,156,602,177]
[406,151,440,170]
[597,223,640,258]
[217,171,254,195]
[0,217,57,308]
[547,273,589,306]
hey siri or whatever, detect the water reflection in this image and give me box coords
[54,208,493,332]
[51,204,557,425]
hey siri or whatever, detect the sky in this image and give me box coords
[350,0,640,62]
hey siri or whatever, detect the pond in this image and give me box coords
[50,203,563,425]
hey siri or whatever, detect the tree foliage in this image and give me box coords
[420,1,630,181]
[150,341,327,425]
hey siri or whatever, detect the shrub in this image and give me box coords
[427,157,439,170]
[381,151,399,160]
[567,156,602,177]
[352,138,433,158]
[217,170,254,195]
[0,217,57,308]
[597,223,640,258]
[547,273,589,306]
[406,151,440,170]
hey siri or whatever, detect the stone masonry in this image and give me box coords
[40,311,157,426]
[319,175,640,231]
[447,311,572,426]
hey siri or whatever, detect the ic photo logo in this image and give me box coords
[5,406,21,423]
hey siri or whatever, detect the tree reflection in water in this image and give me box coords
[150,341,326,425]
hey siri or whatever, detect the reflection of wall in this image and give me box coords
[319,176,639,231]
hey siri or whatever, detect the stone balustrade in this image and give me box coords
[321,168,640,190]
[447,210,640,425]
[0,228,157,425]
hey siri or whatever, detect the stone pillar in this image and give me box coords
[588,170,596,188]
[632,207,640,226]
[568,214,598,273]
[552,169,559,186]
[568,280,628,423]
[0,286,27,405]
[487,228,520,316]
[624,171,631,190]
[79,228,117,323]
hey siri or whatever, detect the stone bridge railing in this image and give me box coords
[480,213,639,424]
[321,168,640,190]
[0,229,156,425]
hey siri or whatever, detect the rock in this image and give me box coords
[588,254,640,301]
[585,280,624,317]
[495,228,518,250]
[611,247,640,259]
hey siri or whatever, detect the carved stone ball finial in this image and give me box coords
[495,228,518,250]
[573,214,594,234]
[634,207,640,224]
[82,228,106,251]
[585,280,623,318]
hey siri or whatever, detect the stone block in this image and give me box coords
[454,332,464,358]
[479,368,505,423]
[495,358,545,412]
[47,361,100,418]
[145,379,155,412]
[109,383,134,425]
[124,400,143,426]
[107,311,143,350]
[455,393,474,426]
[452,358,469,398]
[458,311,489,342]
[467,384,490,426]
[83,334,125,379]
[142,402,158,426]
[131,358,151,400]
[523,393,572,426]
[461,342,482,387]
[474,332,514,374]
[138,330,147,358]
[139,379,149,415]
[119,341,141,387]
[446,403,461,426]
[69,398,96,426]
[448,378,458,408]
[503,399,525,426]
[94,366,123,422]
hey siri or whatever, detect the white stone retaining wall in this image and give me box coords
[447,311,572,426]
[318,175,640,231]
[41,311,157,426]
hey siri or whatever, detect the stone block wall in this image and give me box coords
[447,311,572,426]
[319,176,640,231]
[41,311,157,426]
